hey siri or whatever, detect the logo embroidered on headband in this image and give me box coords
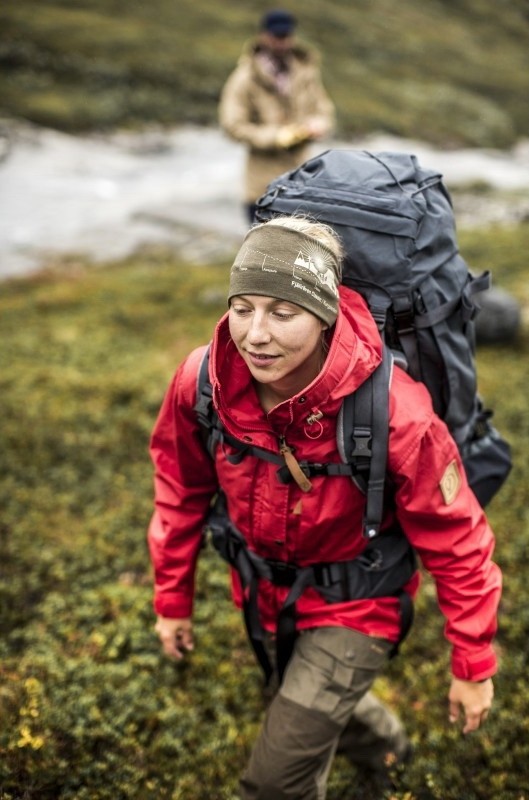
[439,459,462,505]
[293,243,339,297]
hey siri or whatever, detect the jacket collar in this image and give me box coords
[238,37,316,90]
[242,36,316,65]
[210,286,382,439]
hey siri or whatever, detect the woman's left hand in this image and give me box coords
[448,676,494,733]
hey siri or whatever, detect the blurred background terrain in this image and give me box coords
[1,0,529,146]
[1,0,529,279]
[1,2,529,799]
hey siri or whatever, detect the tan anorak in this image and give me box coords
[219,38,335,202]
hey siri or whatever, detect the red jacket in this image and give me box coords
[148,287,502,681]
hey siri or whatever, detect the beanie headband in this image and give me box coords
[227,224,340,326]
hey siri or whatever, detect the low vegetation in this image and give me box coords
[1,222,528,798]
[1,0,529,147]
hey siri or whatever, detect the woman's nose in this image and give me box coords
[246,313,271,344]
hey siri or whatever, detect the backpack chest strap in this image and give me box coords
[195,343,392,537]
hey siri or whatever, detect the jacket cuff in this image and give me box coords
[153,593,193,620]
[451,645,498,681]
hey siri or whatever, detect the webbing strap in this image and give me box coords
[206,493,275,683]
[275,571,314,681]
[471,270,492,294]
[196,344,392,537]
[392,590,415,657]
[194,345,360,481]
[194,345,218,458]
[393,295,421,378]
[206,498,416,683]
[221,528,313,683]
[238,545,327,681]
[207,425,357,480]
[364,350,392,538]
[341,348,392,538]
[414,270,491,328]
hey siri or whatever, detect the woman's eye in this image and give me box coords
[274,311,294,320]
[232,306,251,316]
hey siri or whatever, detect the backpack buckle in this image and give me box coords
[277,462,326,483]
[357,547,384,570]
[393,296,415,335]
[350,428,372,458]
[265,559,299,587]
[307,463,328,477]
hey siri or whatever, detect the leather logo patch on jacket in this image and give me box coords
[439,460,462,505]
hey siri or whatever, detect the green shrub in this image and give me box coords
[1,226,528,798]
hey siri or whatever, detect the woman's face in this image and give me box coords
[228,295,327,396]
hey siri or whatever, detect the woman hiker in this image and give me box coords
[147,216,501,799]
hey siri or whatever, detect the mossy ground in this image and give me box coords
[1,224,529,798]
[1,0,529,147]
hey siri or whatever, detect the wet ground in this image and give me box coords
[1,121,529,280]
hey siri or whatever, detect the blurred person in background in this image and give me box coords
[219,9,335,222]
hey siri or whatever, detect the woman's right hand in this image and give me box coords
[154,616,194,660]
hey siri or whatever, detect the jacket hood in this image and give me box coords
[210,285,382,438]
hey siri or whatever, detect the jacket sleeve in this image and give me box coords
[388,378,502,681]
[301,66,336,138]
[148,347,218,619]
[218,66,285,150]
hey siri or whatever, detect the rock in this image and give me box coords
[474,286,521,344]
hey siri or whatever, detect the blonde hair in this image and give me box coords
[255,215,344,280]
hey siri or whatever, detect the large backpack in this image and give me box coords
[254,148,512,508]
[194,150,512,681]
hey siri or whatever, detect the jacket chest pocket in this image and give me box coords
[216,457,291,545]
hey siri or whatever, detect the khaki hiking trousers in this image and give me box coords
[239,627,409,800]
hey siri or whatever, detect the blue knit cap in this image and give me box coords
[261,9,297,37]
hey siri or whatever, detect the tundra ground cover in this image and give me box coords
[1,224,528,798]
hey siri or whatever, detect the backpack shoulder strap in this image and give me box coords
[193,344,289,467]
[195,342,394,522]
[338,347,393,539]
[194,343,211,404]
[194,343,220,458]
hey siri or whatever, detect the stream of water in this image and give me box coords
[1,122,528,280]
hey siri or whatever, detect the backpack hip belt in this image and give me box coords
[206,492,417,684]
